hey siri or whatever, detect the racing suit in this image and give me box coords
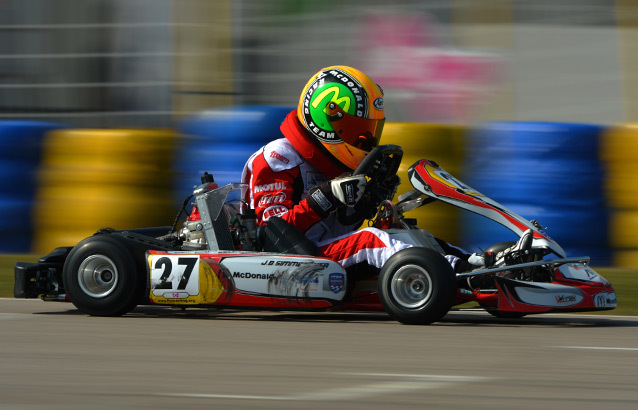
[241,111,470,273]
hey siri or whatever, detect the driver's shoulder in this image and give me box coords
[262,138,304,172]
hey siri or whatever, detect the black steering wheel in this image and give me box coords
[337,144,403,225]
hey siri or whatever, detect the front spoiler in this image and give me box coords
[494,276,617,313]
[456,257,617,313]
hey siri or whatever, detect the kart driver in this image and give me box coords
[241,65,529,276]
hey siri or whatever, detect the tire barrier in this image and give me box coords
[32,129,177,254]
[174,106,294,202]
[5,112,631,267]
[602,124,638,268]
[380,122,466,244]
[0,120,69,252]
[460,122,611,265]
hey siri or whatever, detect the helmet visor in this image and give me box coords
[326,103,385,152]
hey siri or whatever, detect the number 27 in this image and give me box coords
[154,257,197,290]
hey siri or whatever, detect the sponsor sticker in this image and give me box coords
[515,285,583,307]
[555,294,578,304]
[329,272,345,294]
[255,182,287,193]
[310,189,333,212]
[270,150,290,164]
[163,292,190,299]
[593,292,617,308]
[150,255,200,297]
[300,276,320,293]
[257,192,286,207]
[262,205,288,220]
[341,179,356,205]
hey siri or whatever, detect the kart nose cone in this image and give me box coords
[593,284,617,309]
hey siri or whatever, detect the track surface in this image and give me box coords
[2,298,637,410]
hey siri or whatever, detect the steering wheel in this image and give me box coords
[337,144,403,225]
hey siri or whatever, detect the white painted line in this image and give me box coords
[454,309,638,320]
[555,346,638,351]
[0,298,46,301]
[291,380,446,402]
[0,313,32,320]
[162,393,282,401]
[159,373,490,402]
[342,373,486,381]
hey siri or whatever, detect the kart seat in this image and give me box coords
[260,217,320,256]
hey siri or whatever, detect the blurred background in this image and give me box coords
[1,0,637,268]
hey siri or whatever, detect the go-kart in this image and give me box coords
[14,145,617,324]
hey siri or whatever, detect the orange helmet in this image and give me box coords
[297,66,385,171]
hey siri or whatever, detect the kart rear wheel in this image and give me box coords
[63,234,145,316]
[378,247,456,325]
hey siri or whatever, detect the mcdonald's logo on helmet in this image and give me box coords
[296,66,385,171]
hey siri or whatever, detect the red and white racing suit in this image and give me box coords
[241,111,468,272]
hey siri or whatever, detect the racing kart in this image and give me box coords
[14,145,617,324]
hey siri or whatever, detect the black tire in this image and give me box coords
[484,241,515,253]
[63,234,146,316]
[378,247,456,325]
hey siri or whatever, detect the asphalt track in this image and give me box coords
[1,298,637,410]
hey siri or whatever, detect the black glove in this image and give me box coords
[332,174,401,225]
[358,174,401,221]
[307,175,367,218]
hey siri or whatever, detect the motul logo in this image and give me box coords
[255,182,287,193]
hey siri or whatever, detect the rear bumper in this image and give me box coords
[13,246,72,299]
[14,262,61,298]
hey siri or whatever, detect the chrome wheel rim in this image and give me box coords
[390,264,433,309]
[77,255,119,298]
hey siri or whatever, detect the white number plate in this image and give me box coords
[150,255,200,298]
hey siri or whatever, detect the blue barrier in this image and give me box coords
[468,121,602,160]
[465,157,605,207]
[0,120,69,252]
[0,198,33,252]
[174,106,294,201]
[460,204,611,265]
[460,122,611,265]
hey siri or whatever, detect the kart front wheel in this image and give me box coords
[378,247,456,325]
[63,234,145,316]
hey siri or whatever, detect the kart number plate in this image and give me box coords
[150,255,200,299]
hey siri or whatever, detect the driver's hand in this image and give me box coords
[307,175,367,218]
[330,175,367,206]
[382,174,401,192]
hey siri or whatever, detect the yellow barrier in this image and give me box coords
[610,210,638,249]
[604,161,638,209]
[602,124,638,267]
[380,122,467,243]
[33,129,177,253]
